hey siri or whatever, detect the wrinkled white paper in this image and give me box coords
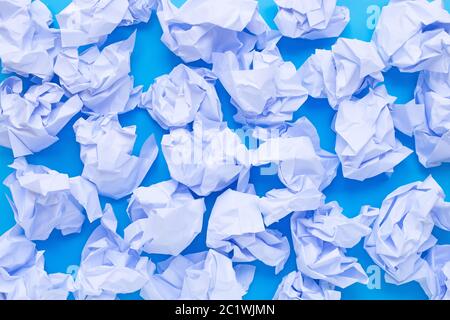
[57,0,156,47]
[0,225,74,300]
[251,117,339,192]
[73,115,158,200]
[291,201,374,288]
[0,0,58,80]
[372,0,450,73]
[212,47,308,126]
[3,158,102,240]
[124,180,205,255]
[156,0,280,63]
[425,245,450,300]
[364,176,450,298]
[55,32,142,115]
[74,204,153,300]
[391,69,450,168]
[334,85,412,181]
[161,117,250,196]
[141,249,255,300]
[259,183,324,226]
[274,0,350,39]
[0,77,82,158]
[206,189,290,273]
[298,38,385,108]
[273,271,341,300]
[141,64,222,129]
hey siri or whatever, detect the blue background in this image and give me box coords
[1,0,450,300]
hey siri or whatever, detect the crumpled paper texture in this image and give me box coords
[4,158,102,240]
[141,64,222,129]
[0,77,82,157]
[73,114,158,200]
[274,0,349,40]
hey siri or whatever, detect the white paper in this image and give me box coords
[274,0,350,40]
[364,176,450,298]
[372,0,450,73]
[74,204,154,300]
[291,201,372,288]
[0,77,82,157]
[57,0,156,47]
[54,32,142,115]
[334,85,412,180]
[298,38,385,109]
[0,225,74,300]
[161,117,250,196]
[3,158,102,240]
[141,250,255,300]
[73,115,159,199]
[124,180,205,255]
[273,271,341,300]
[0,0,58,80]
[251,117,339,192]
[424,245,450,300]
[212,47,308,126]
[156,0,280,63]
[140,64,222,129]
[391,69,450,168]
[206,189,290,273]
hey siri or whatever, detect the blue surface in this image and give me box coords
[1,0,450,300]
